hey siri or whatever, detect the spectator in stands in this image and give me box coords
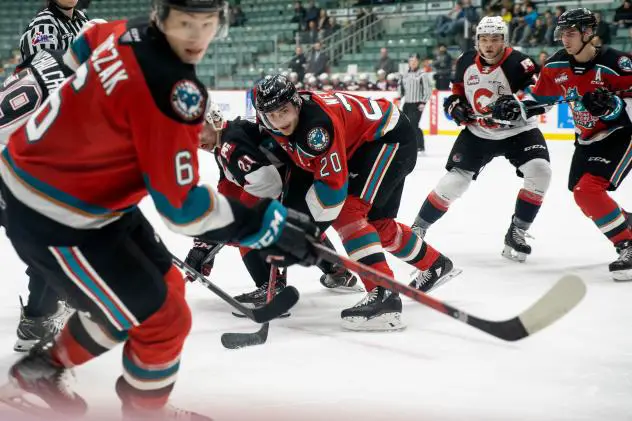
[554,6,566,24]
[527,17,546,46]
[538,50,548,68]
[327,17,342,37]
[519,3,538,45]
[303,20,320,44]
[593,11,612,46]
[614,0,632,28]
[544,10,555,45]
[436,2,463,37]
[306,41,329,76]
[432,43,452,90]
[291,1,307,30]
[305,0,321,27]
[317,9,332,33]
[500,6,512,23]
[374,47,396,74]
[289,45,307,81]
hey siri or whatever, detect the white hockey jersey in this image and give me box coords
[452,48,540,140]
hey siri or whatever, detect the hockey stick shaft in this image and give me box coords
[172,254,298,323]
[311,242,585,341]
[524,87,632,111]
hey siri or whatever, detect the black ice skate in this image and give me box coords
[610,240,632,282]
[502,222,532,262]
[320,265,363,293]
[0,342,87,417]
[341,287,405,331]
[116,376,212,421]
[232,274,289,318]
[410,255,462,293]
[14,297,70,352]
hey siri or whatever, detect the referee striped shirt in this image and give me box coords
[19,3,88,60]
[398,67,432,104]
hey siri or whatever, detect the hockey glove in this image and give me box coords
[184,239,218,281]
[582,88,624,120]
[239,199,321,267]
[444,94,474,126]
[491,95,528,122]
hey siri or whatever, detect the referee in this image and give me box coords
[19,0,88,60]
[399,53,432,152]
[13,0,88,353]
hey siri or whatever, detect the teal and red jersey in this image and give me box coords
[265,91,400,223]
[530,46,632,144]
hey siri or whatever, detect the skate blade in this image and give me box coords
[0,380,57,419]
[502,245,528,263]
[341,313,406,332]
[425,267,463,293]
[13,339,39,353]
[612,269,632,282]
[232,310,290,318]
[322,283,365,294]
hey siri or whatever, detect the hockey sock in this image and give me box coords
[121,266,191,409]
[513,188,544,230]
[317,233,337,274]
[241,248,271,288]
[374,219,440,270]
[25,267,60,317]
[415,191,449,229]
[573,174,632,244]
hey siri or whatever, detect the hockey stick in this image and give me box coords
[172,254,299,323]
[221,262,281,349]
[311,242,586,341]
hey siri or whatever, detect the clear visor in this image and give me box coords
[554,25,581,41]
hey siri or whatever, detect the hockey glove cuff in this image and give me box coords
[444,94,474,126]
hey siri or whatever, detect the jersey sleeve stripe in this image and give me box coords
[306,180,348,222]
[70,34,92,65]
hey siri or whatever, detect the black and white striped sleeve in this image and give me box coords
[20,17,60,59]
[419,72,432,104]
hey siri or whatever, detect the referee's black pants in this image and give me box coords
[402,102,424,151]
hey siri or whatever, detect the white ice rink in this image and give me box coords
[1,135,631,421]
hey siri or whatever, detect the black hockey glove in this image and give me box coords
[184,239,218,281]
[491,95,528,122]
[239,199,321,267]
[582,88,623,119]
[444,94,474,126]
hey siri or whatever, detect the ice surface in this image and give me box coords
[0,136,631,421]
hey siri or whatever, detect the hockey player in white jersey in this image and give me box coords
[411,16,552,272]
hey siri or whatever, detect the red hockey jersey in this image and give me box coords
[531,46,632,144]
[0,19,236,236]
[267,91,400,223]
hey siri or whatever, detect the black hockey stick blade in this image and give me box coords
[221,323,270,349]
[312,242,586,341]
[171,255,299,323]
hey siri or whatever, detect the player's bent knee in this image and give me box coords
[370,218,398,246]
[434,168,474,203]
[520,158,552,195]
[573,174,610,208]
[332,196,372,232]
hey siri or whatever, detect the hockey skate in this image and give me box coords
[410,255,462,293]
[116,376,212,421]
[232,273,290,318]
[341,287,405,332]
[320,265,364,293]
[502,222,532,262]
[610,240,632,282]
[0,342,87,417]
[14,297,70,353]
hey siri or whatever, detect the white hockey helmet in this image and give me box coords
[475,16,508,48]
[343,74,354,84]
[386,72,399,82]
[205,100,225,131]
[318,72,329,82]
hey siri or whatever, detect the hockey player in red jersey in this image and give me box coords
[412,16,552,264]
[184,104,360,307]
[498,8,632,280]
[0,1,319,419]
[254,74,459,332]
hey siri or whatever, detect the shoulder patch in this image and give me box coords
[32,32,54,46]
[618,56,632,73]
[306,127,331,152]
[171,80,204,121]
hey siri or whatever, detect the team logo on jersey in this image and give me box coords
[31,32,53,46]
[566,86,596,129]
[306,127,330,152]
[554,73,568,85]
[618,56,632,72]
[520,58,535,72]
[171,80,204,121]
[466,74,480,86]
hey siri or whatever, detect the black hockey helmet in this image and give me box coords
[554,8,597,41]
[255,74,301,114]
[154,0,229,37]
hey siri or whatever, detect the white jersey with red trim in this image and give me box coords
[452,47,540,140]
